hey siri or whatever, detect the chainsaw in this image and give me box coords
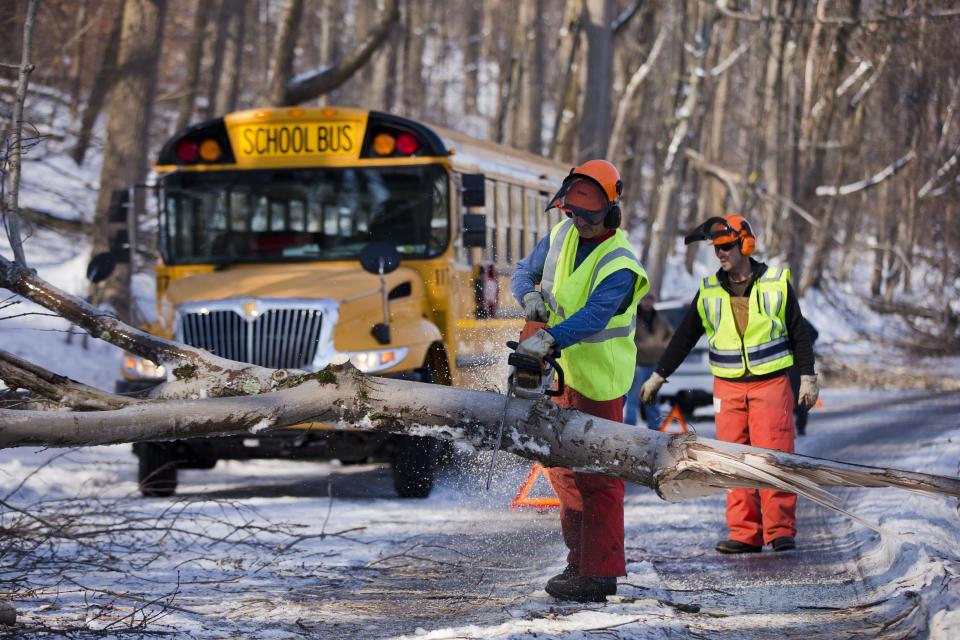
[484,321,565,490]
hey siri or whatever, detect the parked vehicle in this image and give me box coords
[654,299,714,421]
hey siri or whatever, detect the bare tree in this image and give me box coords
[90,0,167,321]
[173,0,210,132]
[577,0,615,159]
[70,4,123,165]
[1,0,39,269]
[267,0,400,107]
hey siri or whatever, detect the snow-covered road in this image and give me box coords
[1,388,958,639]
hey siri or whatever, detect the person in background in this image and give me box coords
[640,214,818,554]
[624,292,673,429]
[511,159,648,602]
[788,319,819,435]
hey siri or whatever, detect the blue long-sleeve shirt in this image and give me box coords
[511,234,637,350]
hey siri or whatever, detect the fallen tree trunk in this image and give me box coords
[1,364,959,515]
[2,254,960,520]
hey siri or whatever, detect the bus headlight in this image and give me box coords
[348,348,408,373]
[122,355,167,381]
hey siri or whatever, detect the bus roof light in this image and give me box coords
[176,139,199,163]
[373,133,396,155]
[396,132,420,155]
[199,139,222,161]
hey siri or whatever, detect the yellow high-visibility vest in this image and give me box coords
[541,219,649,401]
[697,266,794,378]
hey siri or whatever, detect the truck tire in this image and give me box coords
[136,443,178,497]
[392,435,437,498]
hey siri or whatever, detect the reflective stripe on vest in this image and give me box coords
[697,267,795,378]
[543,220,649,401]
[541,219,575,319]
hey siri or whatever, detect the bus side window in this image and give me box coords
[496,181,510,266]
[510,184,523,260]
[486,180,497,263]
[523,189,546,255]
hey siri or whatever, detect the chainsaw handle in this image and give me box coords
[506,341,564,397]
[543,354,564,396]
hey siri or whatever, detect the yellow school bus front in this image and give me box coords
[140,108,459,420]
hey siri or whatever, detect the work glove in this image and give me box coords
[798,374,819,410]
[516,329,556,360]
[522,291,549,322]
[640,372,666,405]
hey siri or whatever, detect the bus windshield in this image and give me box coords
[160,165,449,265]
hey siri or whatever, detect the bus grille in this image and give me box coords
[179,308,324,369]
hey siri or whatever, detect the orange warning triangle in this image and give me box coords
[658,405,689,434]
[511,463,560,510]
[814,398,824,409]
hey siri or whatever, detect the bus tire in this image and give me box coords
[136,443,179,497]
[392,435,436,498]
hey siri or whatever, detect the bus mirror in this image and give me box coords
[359,242,401,275]
[462,214,486,248]
[87,252,118,283]
[461,173,485,207]
[109,228,130,260]
[108,189,129,223]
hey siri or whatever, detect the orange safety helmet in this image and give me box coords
[546,159,623,228]
[684,214,756,256]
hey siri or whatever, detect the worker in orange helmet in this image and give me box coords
[511,159,649,601]
[640,214,819,553]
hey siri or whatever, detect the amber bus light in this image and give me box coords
[199,139,222,161]
[373,132,396,155]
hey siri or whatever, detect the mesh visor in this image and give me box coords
[546,177,609,223]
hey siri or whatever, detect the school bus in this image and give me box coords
[115,107,571,498]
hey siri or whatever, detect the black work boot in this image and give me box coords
[771,536,796,552]
[545,575,616,603]
[546,563,580,591]
[715,539,763,554]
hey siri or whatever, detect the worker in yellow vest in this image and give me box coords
[641,215,818,553]
[511,160,648,601]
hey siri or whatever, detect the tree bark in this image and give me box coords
[577,0,615,159]
[548,2,584,162]
[215,0,246,114]
[268,0,400,107]
[2,0,39,269]
[174,0,210,132]
[70,5,123,166]
[463,0,484,115]
[90,0,167,323]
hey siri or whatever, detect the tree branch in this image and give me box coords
[279,0,400,106]
[815,151,915,196]
[1,0,40,268]
[0,254,282,397]
[0,350,139,411]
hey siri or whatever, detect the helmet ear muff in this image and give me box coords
[738,219,756,256]
[604,203,621,229]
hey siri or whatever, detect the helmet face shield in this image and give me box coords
[685,216,738,245]
[546,176,610,224]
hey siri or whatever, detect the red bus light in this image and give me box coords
[176,139,199,163]
[395,132,420,155]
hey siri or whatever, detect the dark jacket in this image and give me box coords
[634,309,673,366]
[654,259,816,382]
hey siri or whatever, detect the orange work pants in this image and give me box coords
[714,374,796,545]
[546,385,626,577]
